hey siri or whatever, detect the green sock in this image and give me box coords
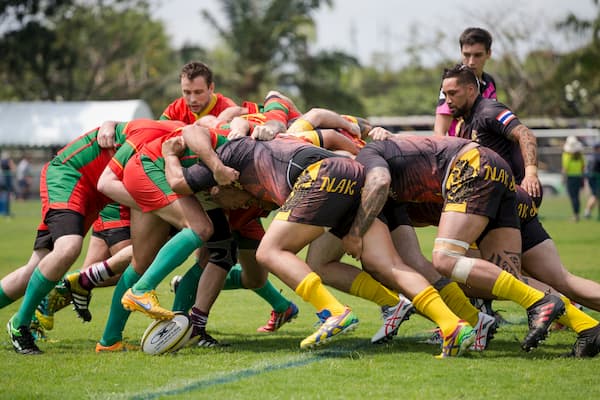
[172,262,202,312]
[99,265,141,346]
[253,279,291,313]
[223,264,290,312]
[0,284,15,308]
[133,228,202,294]
[13,267,57,327]
[223,264,243,290]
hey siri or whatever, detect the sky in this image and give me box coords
[150,0,597,67]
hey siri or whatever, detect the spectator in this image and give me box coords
[16,154,32,201]
[562,136,586,222]
[584,143,600,220]
[0,150,16,216]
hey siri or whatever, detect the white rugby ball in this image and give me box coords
[140,312,193,355]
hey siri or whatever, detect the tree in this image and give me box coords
[0,0,73,23]
[358,64,441,117]
[284,50,365,115]
[0,1,175,115]
[554,0,600,117]
[200,0,333,101]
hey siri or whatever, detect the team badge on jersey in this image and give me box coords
[496,110,516,125]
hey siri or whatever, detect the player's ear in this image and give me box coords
[468,82,478,96]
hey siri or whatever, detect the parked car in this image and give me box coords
[538,170,563,196]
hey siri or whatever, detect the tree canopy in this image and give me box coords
[0,0,598,120]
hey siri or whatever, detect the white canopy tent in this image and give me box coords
[0,100,154,147]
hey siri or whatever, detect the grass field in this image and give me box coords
[1,196,599,400]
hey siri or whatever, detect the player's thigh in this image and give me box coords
[259,219,324,254]
[306,232,345,269]
[81,236,111,267]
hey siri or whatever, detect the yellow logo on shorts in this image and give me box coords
[517,199,538,220]
[483,165,516,191]
[319,176,357,195]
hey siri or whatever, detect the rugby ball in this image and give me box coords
[140,312,193,355]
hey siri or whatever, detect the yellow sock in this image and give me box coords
[439,282,479,326]
[412,286,461,337]
[349,271,399,307]
[492,271,544,309]
[295,272,346,315]
[556,296,598,333]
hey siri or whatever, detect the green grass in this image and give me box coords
[1,196,599,400]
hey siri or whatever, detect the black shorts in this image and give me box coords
[380,201,442,230]
[444,147,519,231]
[33,209,85,251]
[274,157,364,237]
[206,208,237,270]
[379,202,411,231]
[91,227,131,248]
[232,231,260,250]
[521,217,551,252]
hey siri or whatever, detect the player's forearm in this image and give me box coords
[97,169,139,210]
[229,117,250,137]
[164,154,193,195]
[321,129,359,155]
[513,124,538,173]
[216,106,246,123]
[348,167,390,237]
[306,108,358,134]
[181,125,222,172]
[433,113,452,137]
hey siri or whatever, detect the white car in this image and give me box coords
[538,170,563,196]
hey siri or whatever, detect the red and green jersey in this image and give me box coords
[138,128,225,170]
[122,129,227,212]
[261,94,301,124]
[44,127,125,209]
[93,202,131,231]
[159,93,237,124]
[213,95,301,136]
[108,119,185,179]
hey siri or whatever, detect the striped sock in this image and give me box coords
[79,260,114,290]
[190,307,209,331]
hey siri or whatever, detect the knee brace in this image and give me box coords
[433,238,475,284]
[206,238,238,272]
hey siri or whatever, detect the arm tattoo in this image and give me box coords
[350,167,390,236]
[510,124,538,166]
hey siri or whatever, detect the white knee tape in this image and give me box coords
[451,256,475,283]
[433,238,473,283]
[433,238,470,254]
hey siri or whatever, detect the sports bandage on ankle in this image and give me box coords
[433,238,475,284]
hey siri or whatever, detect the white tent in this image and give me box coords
[0,100,154,146]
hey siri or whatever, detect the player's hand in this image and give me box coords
[213,164,240,186]
[521,175,541,199]
[227,128,247,140]
[97,121,117,148]
[342,233,363,260]
[251,125,277,141]
[161,136,186,158]
[195,115,218,128]
[348,123,361,138]
[368,127,392,141]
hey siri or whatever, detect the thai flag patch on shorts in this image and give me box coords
[496,110,516,125]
